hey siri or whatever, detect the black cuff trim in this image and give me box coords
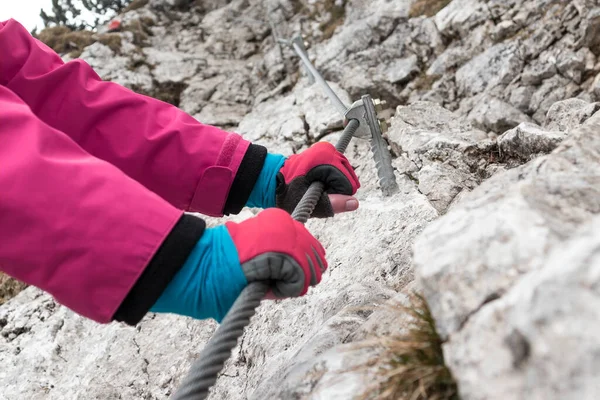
[223,143,267,215]
[113,213,206,326]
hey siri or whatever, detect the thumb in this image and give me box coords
[328,194,359,214]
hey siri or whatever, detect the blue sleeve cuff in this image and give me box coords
[149,225,247,323]
[245,153,286,209]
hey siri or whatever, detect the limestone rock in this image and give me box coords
[498,122,566,161]
[455,43,524,97]
[544,98,600,132]
[236,79,351,146]
[427,46,472,76]
[387,101,491,213]
[530,75,582,123]
[434,0,488,37]
[468,95,533,134]
[581,8,600,55]
[6,0,600,398]
[444,214,600,400]
[385,54,420,84]
[508,86,535,113]
[415,111,600,340]
[556,48,587,84]
[143,47,206,83]
[79,42,154,91]
[520,60,556,86]
[592,72,600,98]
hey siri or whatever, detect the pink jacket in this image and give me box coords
[0,19,257,323]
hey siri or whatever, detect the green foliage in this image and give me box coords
[40,0,86,30]
[81,0,132,16]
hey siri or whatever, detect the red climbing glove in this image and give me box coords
[276,142,361,218]
[225,208,327,298]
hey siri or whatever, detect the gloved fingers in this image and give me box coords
[305,252,319,287]
[252,253,304,298]
[279,142,361,195]
[276,177,335,218]
[312,245,327,273]
[305,164,357,195]
[231,207,328,300]
[338,154,361,191]
[313,142,360,192]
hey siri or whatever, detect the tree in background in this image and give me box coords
[81,0,132,16]
[40,0,85,30]
[40,0,133,30]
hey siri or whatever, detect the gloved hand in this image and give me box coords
[150,208,326,322]
[246,142,361,218]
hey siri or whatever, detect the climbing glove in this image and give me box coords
[226,207,327,299]
[150,208,326,322]
[246,142,360,218]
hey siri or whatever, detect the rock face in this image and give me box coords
[2,0,600,399]
[414,111,600,399]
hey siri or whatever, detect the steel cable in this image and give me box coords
[170,118,360,400]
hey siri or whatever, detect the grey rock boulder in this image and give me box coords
[444,213,600,400]
[544,98,600,132]
[529,75,581,123]
[455,43,524,97]
[427,46,472,76]
[434,0,489,37]
[468,95,533,134]
[387,101,492,213]
[385,54,420,84]
[508,86,535,113]
[498,122,566,162]
[415,109,600,340]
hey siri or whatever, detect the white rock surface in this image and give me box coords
[498,122,567,161]
[3,0,600,399]
[544,98,600,132]
[415,111,600,341]
[468,95,533,134]
[443,213,600,400]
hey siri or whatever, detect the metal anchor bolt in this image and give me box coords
[373,98,387,113]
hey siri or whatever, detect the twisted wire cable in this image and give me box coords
[171,118,359,400]
[292,119,359,223]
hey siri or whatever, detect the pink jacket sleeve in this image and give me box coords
[0,18,255,217]
[0,84,186,323]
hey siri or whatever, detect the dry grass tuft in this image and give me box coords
[409,0,452,18]
[319,0,346,40]
[296,0,347,41]
[122,18,154,46]
[412,72,441,91]
[36,26,95,57]
[0,272,27,306]
[97,33,123,53]
[124,0,150,12]
[350,292,459,400]
[129,80,187,106]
